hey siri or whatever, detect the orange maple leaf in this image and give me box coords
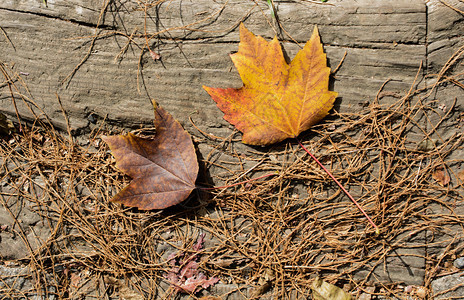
[203,23,337,145]
[102,105,198,210]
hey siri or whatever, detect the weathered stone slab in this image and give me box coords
[424,2,464,296]
[427,0,464,73]
[0,174,52,260]
[432,272,464,299]
[0,0,426,134]
[0,264,57,299]
[354,234,426,286]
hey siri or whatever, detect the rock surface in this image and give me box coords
[0,264,56,299]
[1,0,464,298]
[454,257,464,269]
[431,272,464,299]
[0,171,52,260]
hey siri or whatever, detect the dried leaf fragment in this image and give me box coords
[416,139,440,151]
[432,167,450,186]
[119,285,144,300]
[311,277,352,300]
[165,233,219,294]
[251,268,275,297]
[102,105,198,210]
[203,23,337,145]
[458,169,464,184]
[149,49,161,61]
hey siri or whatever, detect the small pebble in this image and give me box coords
[415,286,427,298]
[454,257,464,269]
[14,146,23,155]
[87,113,98,124]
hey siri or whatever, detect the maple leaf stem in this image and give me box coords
[297,139,380,235]
[200,173,277,191]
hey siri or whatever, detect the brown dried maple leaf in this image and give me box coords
[102,105,198,210]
